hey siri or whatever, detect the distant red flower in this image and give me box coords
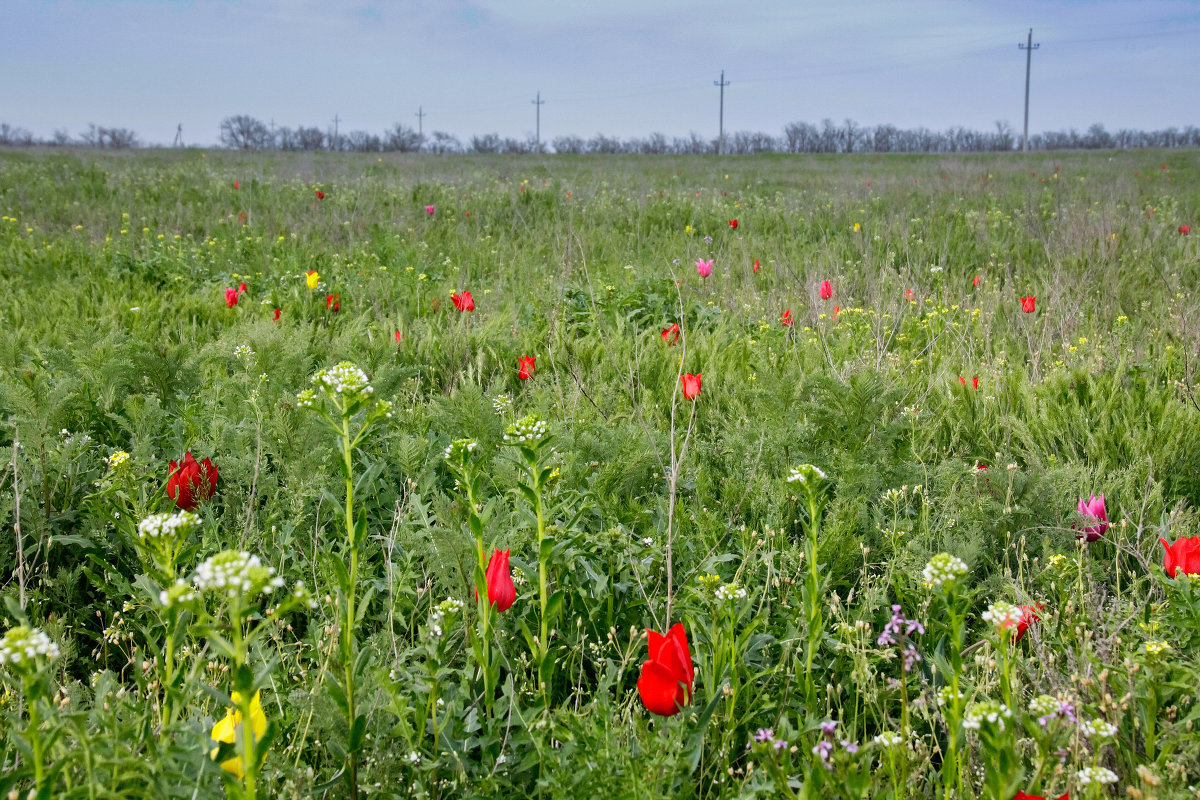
[474,548,516,611]
[637,623,694,716]
[451,291,474,312]
[905,288,914,301]
[518,355,536,380]
[237,211,247,224]
[272,308,280,322]
[681,373,701,400]
[781,309,793,326]
[1020,296,1037,313]
[833,305,840,317]
[167,452,218,511]
[326,294,340,312]
[819,280,832,300]
[997,604,1043,643]
[1180,225,1191,235]
[425,205,435,215]
[972,377,979,389]
[233,181,240,190]
[225,288,240,307]
[1013,791,1068,800]
[729,219,738,229]
[973,274,980,287]
[959,375,967,386]
[753,259,761,273]
[661,323,680,346]
[1160,536,1200,578]
[238,282,247,295]
[395,330,403,345]
[1162,163,1167,169]
[315,190,325,200]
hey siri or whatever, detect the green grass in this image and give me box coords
[1,147,1199,799]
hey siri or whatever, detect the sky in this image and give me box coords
[3,0,1200,147]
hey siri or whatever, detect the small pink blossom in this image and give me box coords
[695,259,713,278]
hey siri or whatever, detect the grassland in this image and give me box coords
[1,147,1199,799]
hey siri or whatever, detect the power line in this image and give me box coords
[714,70,729,155]
[415,106,426,151]
[1019,29,1040,152]
[531,91,545,154]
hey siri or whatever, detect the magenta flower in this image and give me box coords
[1076,493,1109,542]
[425,205,435,215]
[695,258,713,278]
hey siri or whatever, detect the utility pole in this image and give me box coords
[415,106,427,151]
[1019,29,1039,152]
[713,70,729,155]
[332,113,340,152]
[532,91,545,154]
[172,124,183,147]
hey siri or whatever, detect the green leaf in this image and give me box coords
[348,713,367,753]
[539,535,556,564]
[545,590,565,625]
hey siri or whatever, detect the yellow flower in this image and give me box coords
[306,270,320,289]
[210,691,268,779]
[853,222,861,232]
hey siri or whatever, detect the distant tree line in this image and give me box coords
[4,115,1200,154]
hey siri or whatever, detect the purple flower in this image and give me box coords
[841,740,859,754]
[820,720,838,738]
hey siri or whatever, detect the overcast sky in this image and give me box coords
[3,0,1199,146]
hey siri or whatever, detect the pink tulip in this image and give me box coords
[695,259,713,278]
[1076,494,1108,542]
[425,205,435,215]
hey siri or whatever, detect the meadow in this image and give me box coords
[1,146,1199,800]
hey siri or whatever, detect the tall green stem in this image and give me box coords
[341,420,360,799]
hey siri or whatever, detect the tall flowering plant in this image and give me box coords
[786,464,828,712]
[0,622,63,800]
[296,362,393,799]
[922,552,971,800]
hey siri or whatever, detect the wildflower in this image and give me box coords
[427,597,465,638]
[0,626,60,668]
[1030,694,1076,728]
[753,259,761,273]
[922,553,968,590]
[728,219,738,229]
[1075,494,1108,542]
[225,287,240,307]
[451,290,475,312]
[233,181,240,189]
[781,309,793,326]
[905,288,914,301]
[637,623,694,716]
[504,414,549,444]
[326,294,340,312]
[492,394,512,414]
[315,190,325,200]
[1075,767,1118,785]
[1160,535,1200,577]
[786,464,827,484]
[973,274,980,287]
[192,550,284,600]
[819,280,833,299]
[518,355,536,380]
[1079,718,1118,739]
[1013,792,1069,800]
[695,259,713,278]
[1144,639,1171,656]
[302,362,374,407]
[272,308,281,322]
[210,691,268,779]
[984,602,1042,643]
[714,582,747,602]
[425,205,435,215]
[475,549,516,612]
[138,511,199,541]
[873,731,904,747]
[394,330,403,346]
[1180,224,1191,235]
[167,452,218,511]
[1020,296,1036,313]
[681,373,702,400]
[963,700,1013,731]
[443,439,477,464]
[306,270,320,289]
[106,450,131,471]
[661,323,681,345]
[159,579,198,608]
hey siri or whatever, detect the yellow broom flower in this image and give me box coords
[306,270,320,290]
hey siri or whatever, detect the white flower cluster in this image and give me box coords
[492,394,513,414]
[786,464,827,484]
[963,700,1013,730]
[1029,694,1059,717]
[443,439,478,462]
[427,597,465,638]
[299,362,373,407]
[505,414,549,444]
[137,511,199,540]
[922,553,969,589]
[192,550,284,600]
[234,344,255,361]
[159,579,199,609]
[1075,766,1118,785]
[1080,718,1118,739]
[981,602,1021,628]
[936,686,965,707]
[872,731,905,747]
[714,583,748,602]
[0,626,60,667]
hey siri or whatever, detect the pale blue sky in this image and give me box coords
[3,0,1199,146]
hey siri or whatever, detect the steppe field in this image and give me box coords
[2,148,1200,800]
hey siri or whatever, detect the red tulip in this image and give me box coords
[681,373,701,400]
[272,308,280,322]
[475,548,515,611]
[224,288,239,307]
[905,288,914,302]
[729,219,738,229]
[637,623,694,716]
[315,190,325,200]
[833,305,840,317]
[1180,225,1191,235]
[661,324,680,346]
[394,330,403,345]
[753,259,760,273]
[959,375,967,386]
[819,280,833,300]
[518,355,536,380]
[238,282,247,295]
[1075,494,1108,542]
[1020,296,1037,313]
[998,604,1042,643]
[972,377,979,390]
[326,294,340,312]
[233,181,240,190]
[451,291,475,312]
[1160,536,1200,578]
[781,309,793,326]
[167,452,218,511]
[973,274,980,287]
[1013,792,1068,800]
